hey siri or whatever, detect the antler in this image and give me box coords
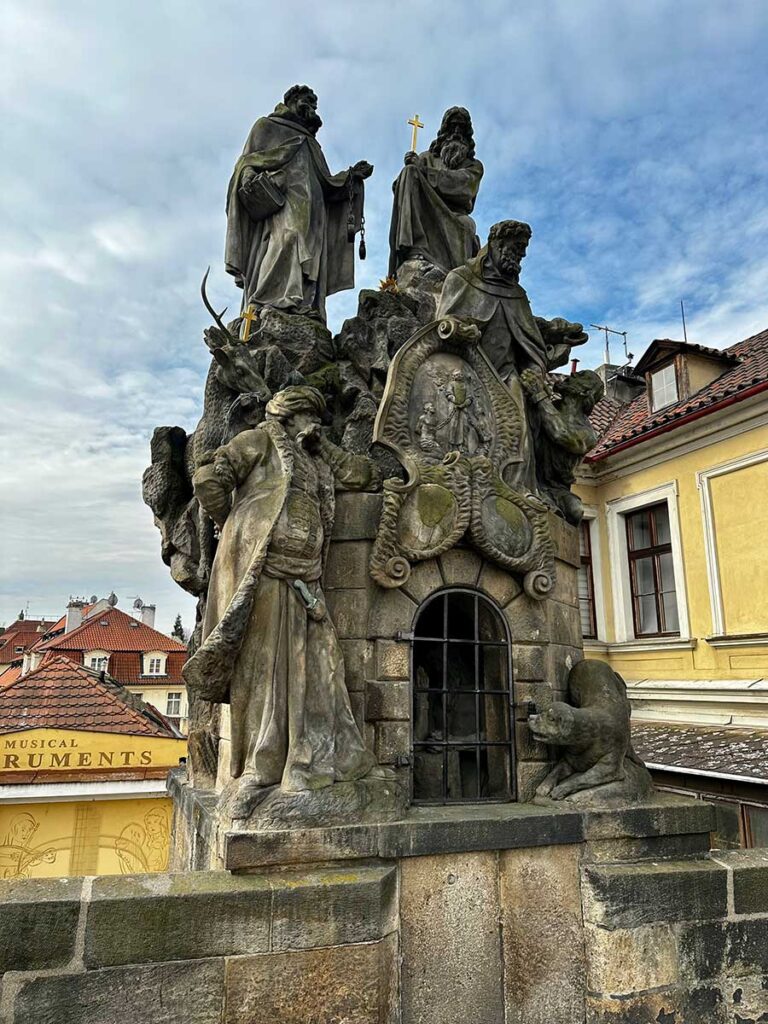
[200,267,235,339]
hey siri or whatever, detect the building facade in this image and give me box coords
[23,598,189,733]
[0,655,186,878]
[576,328,768,846]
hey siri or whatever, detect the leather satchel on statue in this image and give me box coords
[238,171,286,223]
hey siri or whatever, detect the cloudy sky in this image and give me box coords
[1,0,767,633]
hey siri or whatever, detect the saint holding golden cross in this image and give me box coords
[407,113,424,152]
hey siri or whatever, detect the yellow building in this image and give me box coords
[575,329,768,846]
[0,654,186,878]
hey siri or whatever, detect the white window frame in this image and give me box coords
[142,651,167,676]
[697,448,768,638]
[650,363,679,411]
[166,691,182,718]
[605,481,690,644]
[580,507,607,643]
[85,650,110,672]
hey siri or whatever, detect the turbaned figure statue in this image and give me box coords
[225,85,373,323]
[183,386,385,822]
[389,106,483,276]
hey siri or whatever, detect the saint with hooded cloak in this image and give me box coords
[389,106,483,276]
[183,387,380,821]
[437,220,548,381]
[225,85,373,323]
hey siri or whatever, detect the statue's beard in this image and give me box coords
[441,139,469,169]
[288,104,323,136]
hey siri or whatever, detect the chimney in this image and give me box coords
[65,599,84,633]
[594,363,646,405]
[140,604,156,629]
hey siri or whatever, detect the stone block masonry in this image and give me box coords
[7,795,768,1023]
[0,866,398,1024]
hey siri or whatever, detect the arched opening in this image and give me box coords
[411,588,516,804]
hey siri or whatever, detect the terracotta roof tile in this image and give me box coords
[33,607,186,655]
[0,654,180,738]
[588,327,768,460]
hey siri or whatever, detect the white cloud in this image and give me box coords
[1,0,767,629]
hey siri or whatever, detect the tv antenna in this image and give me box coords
[590,323,629,365]
[680,300,689,343]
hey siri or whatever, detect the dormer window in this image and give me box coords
[650,363,678,411]
[85,650,110,672]
[142,651,168,676]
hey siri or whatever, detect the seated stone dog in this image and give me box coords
[528,659,654,806]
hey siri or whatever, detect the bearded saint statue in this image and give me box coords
[388,106,484,276]
[183,386,380,821]
[224,85,373,323]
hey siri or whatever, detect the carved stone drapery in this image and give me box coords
[370,317,555,598]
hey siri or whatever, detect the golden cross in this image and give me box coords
[240,304,258,342]
[407,113,425,152]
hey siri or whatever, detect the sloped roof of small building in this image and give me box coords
[632,722,768,783]
[588,327,768,460]
[0,654,181,738]
[32,607,186,655]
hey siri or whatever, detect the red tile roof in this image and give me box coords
[0,655,180,738]
[588,328,768,460]
[0,665,23,688]
[0,620,56,664]
[33,607,186,655]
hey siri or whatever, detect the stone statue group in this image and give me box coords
[144,85,649,827]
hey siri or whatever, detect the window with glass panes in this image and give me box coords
[411,589,515,805]
[625,502,679,637]
[650,363,678,410]
[166,692,182,718]
[89,656,108,671]
[578,521,597,639]
[147,657,163,675]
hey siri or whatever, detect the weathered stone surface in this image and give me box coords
[349,690,366,731]
[549,513,580,568]
[582,859,728,929]
[401,852,504,1024]
[582,797,714,841]
[14,959,225,1024]
[324,540,372,589]
[332,492,384,540]
[368,587,417,639]
[500,844,586,1024]
[585,921,679,996]
[326,589,370,639]
[504,592,548,643]
[339,639,373,691]
[224,936,397,1024]
[366,679,409,721]
[374,639,410,680]
[225,803,584,870]
[550,560,579,606]
[477,560,521,608]
[270,866,397,951]
[0,876,82,973]
[546,643,583,689]
[679,918,768,981]
[515,717,550,761]
[375,720,410,763]
[588,984,733,1024]
[547,599,583,647]
[400,557,443,605]
[516,760,553,802]
[583,830,712,863]
[85,871,272,967]
[512,642,546,682]
[439,547,482,587]
[716,847,768,915]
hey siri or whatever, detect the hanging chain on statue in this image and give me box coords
[346,169,366,260]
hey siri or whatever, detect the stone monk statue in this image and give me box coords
[389,106,483,276]
[225,85,373,323]
[437,219,548,381]
[183,386,380,821]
